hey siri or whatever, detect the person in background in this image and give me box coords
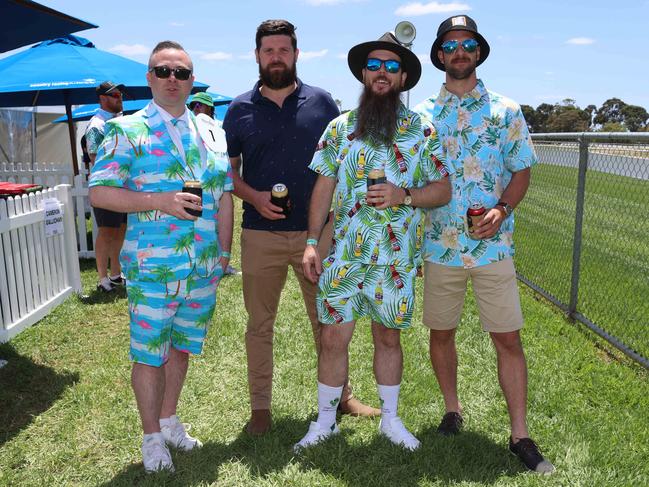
[415,15,555,474]
[85,81,126,292]
[188,91,215,118]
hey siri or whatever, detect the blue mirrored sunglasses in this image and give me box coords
[365,58,401,74]
[441,38,479,54]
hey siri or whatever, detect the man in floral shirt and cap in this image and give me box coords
[295,32,450,452]
[416,15,554,474]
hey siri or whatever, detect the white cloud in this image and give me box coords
[108,44,150,56]
[336,53,347,60]
[417,53,430,62]
[395,1,471,16]
[299,49,329,60]
[200,51,233,61]
[238,52,255,60]
[306,0,365,4]
[169,22,185,27]
[566,37,595,45]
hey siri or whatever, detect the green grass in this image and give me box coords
[1,207,648,486]
[517,162,649,360]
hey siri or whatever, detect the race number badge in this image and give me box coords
[195,113,227,153]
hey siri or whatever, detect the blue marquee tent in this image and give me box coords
[0,0,97,53]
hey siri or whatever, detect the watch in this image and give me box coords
[403,188,413,206]
[496,201,513,217]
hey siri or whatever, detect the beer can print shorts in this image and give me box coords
[126,271,222,367]
[316,261,417,329]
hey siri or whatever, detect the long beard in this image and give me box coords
[355,83,402,146]
[259,61,297,90]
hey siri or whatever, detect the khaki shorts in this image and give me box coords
[422,258,523,333]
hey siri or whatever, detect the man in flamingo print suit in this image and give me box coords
[89,41,233,473]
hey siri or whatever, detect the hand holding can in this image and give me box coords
[467,203,485,239]
[367,168,386,207]
[271,183,291,216]
[182,180,202,217]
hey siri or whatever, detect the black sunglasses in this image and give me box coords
[149,65,192,80]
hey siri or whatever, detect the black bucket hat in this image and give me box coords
[430,15,490,71]
[348,32,421,92]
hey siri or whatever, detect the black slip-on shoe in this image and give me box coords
[437,412,463,436]
[509,436,555,474]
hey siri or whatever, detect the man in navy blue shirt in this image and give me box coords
[223,19,379,435]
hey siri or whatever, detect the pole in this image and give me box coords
[63,90,79,176]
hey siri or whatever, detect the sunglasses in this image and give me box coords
[441,38,479,54]
[149,65,193,80]
[365,58,401,74]
[102,91,122,99]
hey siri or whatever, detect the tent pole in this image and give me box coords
[63,90,79,176]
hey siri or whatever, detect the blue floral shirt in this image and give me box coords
[415,80,537,268]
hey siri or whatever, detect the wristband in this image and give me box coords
[306,238,318,247]
[221,251,231,259]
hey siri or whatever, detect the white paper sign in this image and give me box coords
[195,113,227,153]
[43,198,64,237]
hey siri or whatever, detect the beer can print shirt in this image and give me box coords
[309,105,447,268]
[415,80,538,269]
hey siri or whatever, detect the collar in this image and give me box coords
[251,78,305,103]
[152,101,190,125]
[438,78,486,104]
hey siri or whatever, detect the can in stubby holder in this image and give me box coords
[271,183,291,216]
[367,168,386,206]
[467,203,486,239]
[182,180,203,217]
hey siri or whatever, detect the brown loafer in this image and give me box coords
[245,409,271,436]
[338,397,381,417]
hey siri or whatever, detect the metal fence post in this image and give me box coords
[568,134,589,318]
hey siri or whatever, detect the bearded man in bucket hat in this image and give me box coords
[294,32,451,452]
[415,15,555,474]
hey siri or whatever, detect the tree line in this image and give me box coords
[521,98,649,133]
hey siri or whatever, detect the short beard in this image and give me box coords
[259,61,297,90]
[445,58,477,80]
[355,84,402,147]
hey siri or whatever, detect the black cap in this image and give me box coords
[430,15,490,71]
[348,32,421,92]
[96,81,125,96]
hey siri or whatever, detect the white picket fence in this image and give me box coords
[0,162,97,258]
[0,185,82,342]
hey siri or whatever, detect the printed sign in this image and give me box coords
[43,198,64,237]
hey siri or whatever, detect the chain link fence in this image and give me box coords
[515,132,649,369]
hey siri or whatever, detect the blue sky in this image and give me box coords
[10,0,649,112]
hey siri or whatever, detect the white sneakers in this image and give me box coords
[294,417,420,452]
[379,416,421,451]
[142,434,174,473]
[160,415,203,451]
[142,416,202,473]
[293,421,340,452]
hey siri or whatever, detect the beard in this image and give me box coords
[259,61,297,90]
[445,57,477,80]
[355,82,403,147]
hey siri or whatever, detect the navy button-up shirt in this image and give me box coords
[223,79,339,231]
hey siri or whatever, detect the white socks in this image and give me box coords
[316,382,343,430]
[159,415,177,428]
[377,384,400,420]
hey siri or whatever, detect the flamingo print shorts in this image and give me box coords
[126,271,222,367]
[316,261,417,329]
